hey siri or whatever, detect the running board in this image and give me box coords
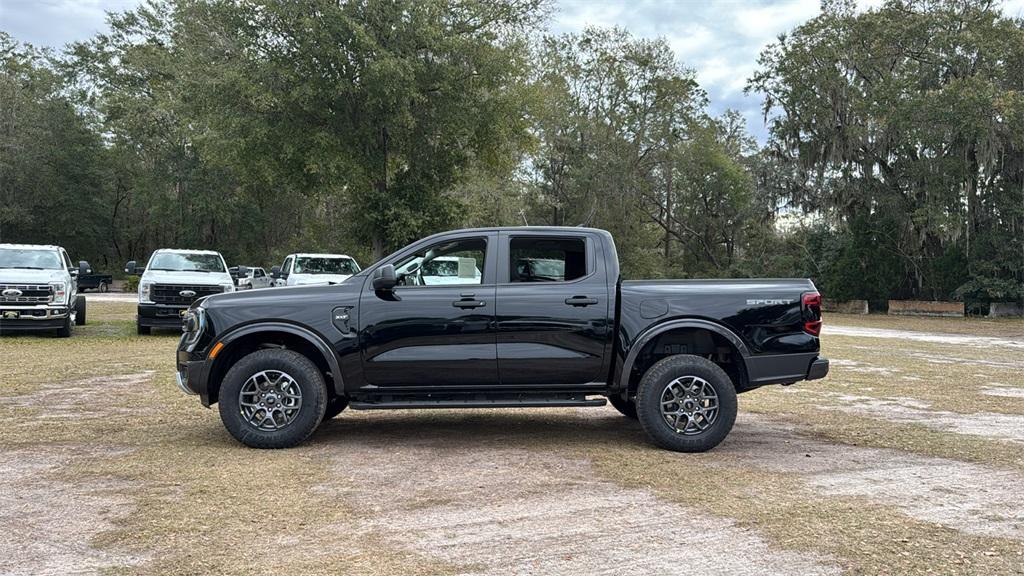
[349,396,607,410]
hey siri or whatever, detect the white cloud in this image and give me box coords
[0,0,137,48]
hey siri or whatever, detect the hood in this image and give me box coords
[141,269,234,286]
[0,269,68,284]
[201,277,365,325]
[289,273,353,285]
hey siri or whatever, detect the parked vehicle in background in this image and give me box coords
[176,227,828,451]
[271,253,360,286]
[395,255,482,285]
[78,270,113,292]
[0,243,88,337]
[234,266,271,290]
[126,249,234,335]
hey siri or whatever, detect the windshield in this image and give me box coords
[0,248,63,270]
[294,257,359,275]
[149,252,226,273]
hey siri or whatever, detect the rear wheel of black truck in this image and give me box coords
[635,355,737,452]
[218,349,327,449]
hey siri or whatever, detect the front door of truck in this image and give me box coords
[358,233,498,387]
[495,233,611,385]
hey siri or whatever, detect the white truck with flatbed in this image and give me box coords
[0,243,89,337]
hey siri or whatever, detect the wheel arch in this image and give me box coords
[619,318,751,394]
[207,322,343,404]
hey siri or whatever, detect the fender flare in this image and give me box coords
[618,318,751,389]
[216,321,344,395]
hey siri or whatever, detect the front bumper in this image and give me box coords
[138,303,188,328]
[176,348,214,405]
[0,305,70,333]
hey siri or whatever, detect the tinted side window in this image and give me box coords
[255,268,265,278]
[509,237,586,283]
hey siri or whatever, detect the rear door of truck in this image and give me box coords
[494,231,612,385]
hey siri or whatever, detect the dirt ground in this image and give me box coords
[0,304,1022,575]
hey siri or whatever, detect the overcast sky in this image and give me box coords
[4,0,1024,142]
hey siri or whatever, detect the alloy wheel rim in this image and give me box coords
[238,370,303,431]
[660,375,719,435]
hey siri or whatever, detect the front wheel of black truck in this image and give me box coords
[218,349,327,449]
[635,355,737,452]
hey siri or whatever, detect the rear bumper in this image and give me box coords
[138,303,187,328]
[806,357,829,380]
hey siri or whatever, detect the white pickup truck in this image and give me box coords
[125,249,235,335]
[270,253,360,287]
[0,243,88,337]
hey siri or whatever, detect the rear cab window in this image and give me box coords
[509,237,587,283]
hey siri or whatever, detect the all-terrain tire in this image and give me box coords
[75,297,87,326]
[635,355,737,452]
[608,394,638,419]
[137,322,151,335]
[218,349,327,449]
[323,395,349,419]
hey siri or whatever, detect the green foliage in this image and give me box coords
[123,275,139,293]
[749,0,1024,304]
[1,0,1019,306]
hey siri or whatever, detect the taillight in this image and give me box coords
[802,292,822,336]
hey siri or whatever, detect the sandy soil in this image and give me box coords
[7,372,155,421]
[826,325,1024,349]
[0,447,143,576]
[717,415,1024,540]
[821,394,1024,444]
[314,426,841,576]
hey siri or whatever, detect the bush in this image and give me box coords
[123,276,139,293]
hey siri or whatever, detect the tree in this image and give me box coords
[0,33,108,262]
[749,0,1024,303]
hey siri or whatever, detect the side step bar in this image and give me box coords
[350,396,607,410]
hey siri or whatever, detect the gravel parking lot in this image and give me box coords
[1,301,1022,575]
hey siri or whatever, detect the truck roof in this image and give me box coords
[289,253,354,259]
[0,243,62,250]
[453,226,607,234]
[152,248,223,255]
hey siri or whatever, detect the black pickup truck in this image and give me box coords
[176,227,827,451]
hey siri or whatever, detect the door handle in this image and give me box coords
[565,296,598,307]
[453,299,486,309]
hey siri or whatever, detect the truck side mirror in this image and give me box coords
[125,261,139,275]
[372,264,397,292]
[270,265,282,279]
[77,261,92,276]
[236,266,250,278]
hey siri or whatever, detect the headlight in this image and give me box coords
[220,283,235,293]
[49,281,67,304]
[139,281,153,303]
[182,306,206,344]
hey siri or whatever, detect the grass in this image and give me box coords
[1,301,1022,575]
[826,312,1024,339]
